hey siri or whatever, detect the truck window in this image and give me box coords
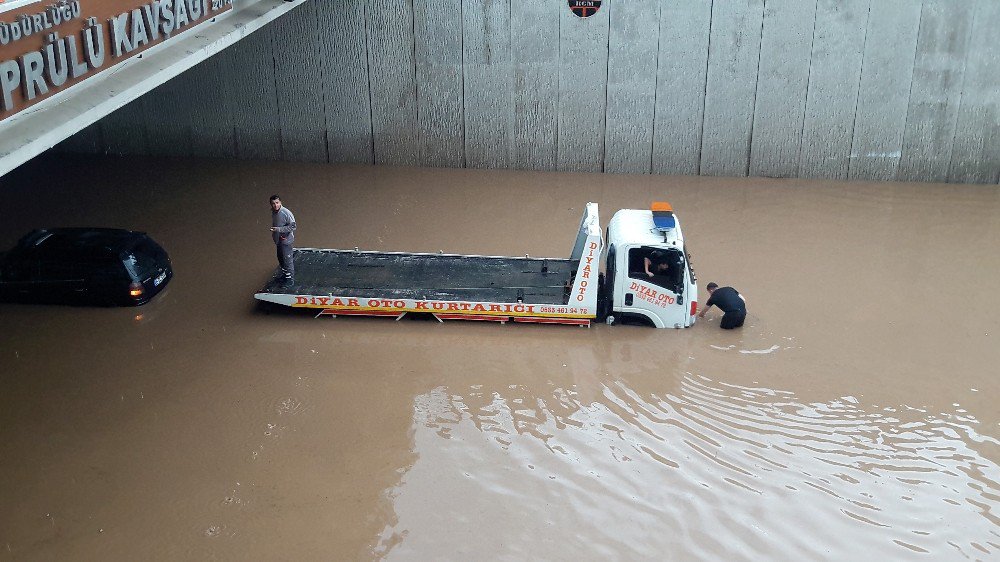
[628,247,684,294]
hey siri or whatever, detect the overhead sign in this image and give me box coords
[568,0,600,18]
[0,1,44,14]
[0,0,233,122]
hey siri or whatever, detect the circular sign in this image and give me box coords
[568,0,601,18]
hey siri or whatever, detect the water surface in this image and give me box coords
[0,156,997,560]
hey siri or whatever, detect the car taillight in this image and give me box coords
[691,301,697,316]
[129,282,144,298]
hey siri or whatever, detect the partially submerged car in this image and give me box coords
[0,228,173,306]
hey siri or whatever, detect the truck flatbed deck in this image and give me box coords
[255,203,603,326]
[260,249,576,304]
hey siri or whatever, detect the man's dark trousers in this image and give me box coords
[277,243,294,279]
[720,310,746,329]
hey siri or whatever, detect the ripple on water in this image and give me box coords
[203,524,225,538]
[166,482,261,559]
[271,396,308,417]
[380,376,1000,560]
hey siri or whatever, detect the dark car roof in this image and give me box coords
[16,228,148,258]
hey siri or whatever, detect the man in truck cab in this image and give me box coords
[698,282,747,329]
[643,250,670,278]
[630,247,684,296]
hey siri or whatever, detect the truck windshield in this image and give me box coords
[628,247,684,294]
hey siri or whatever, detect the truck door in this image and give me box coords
[619,246,688,328]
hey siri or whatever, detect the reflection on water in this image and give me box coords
[383,371,1000,560]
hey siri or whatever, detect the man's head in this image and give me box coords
[270,195,282,212]
[706,282,718,294]
[649,250,669,271]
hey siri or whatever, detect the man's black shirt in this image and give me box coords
[706,287,745,313]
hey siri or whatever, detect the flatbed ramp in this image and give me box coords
[259,249,577,304]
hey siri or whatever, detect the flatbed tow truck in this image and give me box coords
[255,202,698,328]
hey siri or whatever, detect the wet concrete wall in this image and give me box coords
[59,0,1000,184]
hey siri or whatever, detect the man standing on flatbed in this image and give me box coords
[269,195,296,282]
[698,282,746,329]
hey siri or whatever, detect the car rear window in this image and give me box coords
[121,238,168,280]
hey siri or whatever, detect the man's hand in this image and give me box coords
[698,310,706,318]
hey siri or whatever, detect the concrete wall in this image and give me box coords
[60,0,1000,184]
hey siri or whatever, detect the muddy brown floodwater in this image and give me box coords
[1,154,998,560]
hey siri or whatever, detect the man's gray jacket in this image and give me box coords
[272,207,296,245]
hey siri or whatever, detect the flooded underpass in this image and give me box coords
[1,155,998,560]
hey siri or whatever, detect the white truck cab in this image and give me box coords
[601,202,698,328]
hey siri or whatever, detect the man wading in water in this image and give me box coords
[269,195,296,283]
[698,282,747,329]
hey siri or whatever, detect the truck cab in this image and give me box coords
[601,202,697,328]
